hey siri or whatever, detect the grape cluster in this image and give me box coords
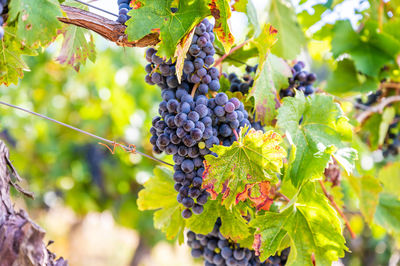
[279,61,316,98]
[187,218,289,266]
[228,65,257,94]
[146,19,221,218]
[383,116,400,157]
[210,92,251,147]
[0,0,8,39]
[116,0,132,24]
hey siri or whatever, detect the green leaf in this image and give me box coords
[8,0,63,47]
[137,166,185,243]
[251,182,347,265]
[0,26,37,86]
[203,128,286,208]
[326,59,379,96]
[56,26,96,71]
[378,162,400,199]
[298,4,327,29]
[266,0,306,59]
[209,0,235,53]
[250,53,291,125]
[126,0,209,58]
[346,175,382,224]
[331,20,400,77]
[187,198,250,241]
[375,193,400,235]
[277,92,357,187]
[223,44,258,67]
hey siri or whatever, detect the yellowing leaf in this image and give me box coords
[174,28,195,83]
[209,0,234,53]
[203,128,286,208]
[0,26,37,86]
[137,166,186,243]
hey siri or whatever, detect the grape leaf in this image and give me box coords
[346,175,382,224]
[375,193,400,235]
[250,53,291,126]
[252,24,277,69]
[251,182,347,265]
[174,28,195,83]
[0,26,37,86]
[56,0,96,71]
[378,162,400,199]
[186,197,249,241]
[8,0,63,47]
[56,26,96,71]
[326,59,379,96]
[126,0,209,58]
[209,0,234,53]
[331,20,400,77]
[137,166,185,243]
[266,0,306,59]
[298,4,327,29]
[236,181,274,211]
[203,128,286,208]
[277,92,357,187]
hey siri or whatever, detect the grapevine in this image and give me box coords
[0,0,399,266]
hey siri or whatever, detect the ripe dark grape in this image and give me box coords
[280,61,317,98]
[116,0,132,24]
[187,218,291,265]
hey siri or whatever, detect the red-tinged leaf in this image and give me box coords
[236,181,274,211]
[130,0,143,9]
[209,0,235,53]
[253,233,262,256]
[174,28,195,83]
[56,26,96,71]
[203,128,286,208]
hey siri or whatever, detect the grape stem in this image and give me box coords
[191,83,200,97]
[318,180,356,239]
[213,40,251,67]
[0,101,173,167]
[356,95,400,124]
[233,128,239,141]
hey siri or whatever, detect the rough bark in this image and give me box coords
[58,5,160,48]
[0,140,67,266]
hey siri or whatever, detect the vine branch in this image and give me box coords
[318,180,356,239]
[356,95,400,124]
[214,40,250,67]
[58,5,159,47]
[0,101,173,167]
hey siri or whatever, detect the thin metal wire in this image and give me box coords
[72,0,119,17]
[0,101,173,167]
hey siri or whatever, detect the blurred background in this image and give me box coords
[0,0,399,265]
